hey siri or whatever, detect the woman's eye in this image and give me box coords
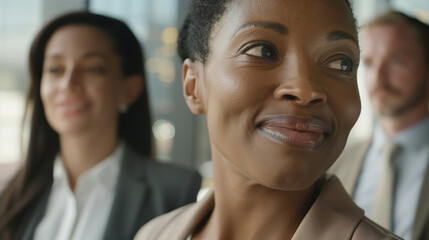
[325,59,354,72]
[46,66,63,74]
[243,44,278,59]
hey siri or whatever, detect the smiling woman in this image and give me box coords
[179,0,362,192]
[0,12,201,240]
[41,25,128,140]
[133,0,402,239]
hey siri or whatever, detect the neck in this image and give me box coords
[59,129,117,191]
[379,109,428,138]
[195,149,317,240]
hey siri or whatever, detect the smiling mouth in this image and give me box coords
[56,102,89,115]
[257,116,331,150]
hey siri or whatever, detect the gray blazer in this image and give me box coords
[21,145,202,240]
[329,139,429,240]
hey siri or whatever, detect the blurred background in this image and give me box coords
[0,0,428,179]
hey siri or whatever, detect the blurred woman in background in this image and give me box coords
[0,11,201,240]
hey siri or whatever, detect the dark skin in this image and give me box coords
[183,0,361,239]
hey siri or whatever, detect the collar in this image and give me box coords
[292,175,364,239]
[373,115,429,151]
[53,141,125,192]
[395,115,429,150]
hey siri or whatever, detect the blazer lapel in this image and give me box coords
[102,147,149,240]
[346,139,371,193]
[412,157,429,240]
[134,190,215,240]
[330,139,371,195]
[292,176,365,240]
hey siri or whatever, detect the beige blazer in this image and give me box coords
[134,175,401,240]
[329,139,429,240]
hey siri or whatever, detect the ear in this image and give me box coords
[120,74,144,106]
[183,58,205,114]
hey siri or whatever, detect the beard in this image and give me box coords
[372,78,428,118]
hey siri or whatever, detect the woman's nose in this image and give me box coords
[61,67,82,90]
[273,75,327,106]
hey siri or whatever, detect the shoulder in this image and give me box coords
[122,145,202,183]
[323,176,402,239]
[298,176,402,239]
[339,138,371,160]
[121,145,202,205]
[134,189,214,240]
[352,217,403,240]
[134,204,194,240]
[140,158,202,191]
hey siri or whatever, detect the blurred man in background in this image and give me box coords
[330,10,429,240]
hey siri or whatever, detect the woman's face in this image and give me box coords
[186,0,361,190]
[41,25,129,137]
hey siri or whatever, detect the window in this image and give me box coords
[0,0,43,163]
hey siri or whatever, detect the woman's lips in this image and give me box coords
[257,116,331,150]
[55,99,89,115]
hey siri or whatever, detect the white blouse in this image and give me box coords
[34,142,124,240]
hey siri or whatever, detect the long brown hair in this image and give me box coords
[0,11,153,239]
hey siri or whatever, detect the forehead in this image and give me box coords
[361,23,427,61]
[214,0,356,39]
[364,23,420,48]
[45,24,115,56]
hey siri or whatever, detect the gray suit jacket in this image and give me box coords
[329,139,429,240]
[21,145,202,240]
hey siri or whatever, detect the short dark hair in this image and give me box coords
[364,10,429,61]
[0,11,153,239]
[178,0,355,63]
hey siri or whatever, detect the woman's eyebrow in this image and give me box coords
[82,51,109,60]
[233,21,288,37]
[44,52,110,60]
[44,54,62,60]
[327,30,359,47]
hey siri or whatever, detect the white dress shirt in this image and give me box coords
[353,116,429,240]
[34,142,125,240]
